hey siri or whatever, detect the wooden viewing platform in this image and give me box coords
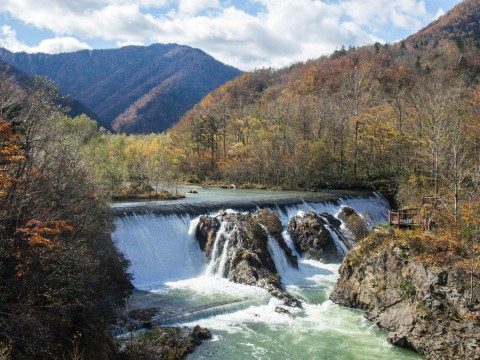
[389,209,421,228]
[388,196,438,230]
[388,208,434,230]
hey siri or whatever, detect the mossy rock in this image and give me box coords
[120,326,211,360]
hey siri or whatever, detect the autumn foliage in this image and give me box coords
[0,73,131,359]
[163,38,480,201]
[0,119,24,198]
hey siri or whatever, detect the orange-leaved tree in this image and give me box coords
[0,73,131,359]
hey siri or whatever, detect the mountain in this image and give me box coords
[0,60,103,125]
[0,44,242,133]
[408,0,480,43]
[168,0,480,189]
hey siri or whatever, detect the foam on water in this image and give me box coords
[181,265,419,360]
[112,213,205,290]
[112,193,420,359]
[163,276,269,299]
[181,297,299,333]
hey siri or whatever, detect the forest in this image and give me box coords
[89,39,480,215]
[0,72,132,359]
[1,26,480,360]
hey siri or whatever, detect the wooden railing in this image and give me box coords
[388,196,438,230]
[422,196,438,206]
[389,209,419,227]
[388,208,434,230]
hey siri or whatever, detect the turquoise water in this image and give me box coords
[112,190,421,360]
[176,262,420,360]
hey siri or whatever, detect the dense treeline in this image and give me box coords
[0,72,131,358]
[86,39,480,217]
[408,0,480,43]
[83,132,183,198]
[170,39,480,207]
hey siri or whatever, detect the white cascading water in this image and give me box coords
[267,235,292,277]
[112,193,390,290]
[325,224,348,257]
[216,237,231,278]
[112,193,420,359]
[339,192,391,225]
[113,213,205,290]
[205,223,226,276]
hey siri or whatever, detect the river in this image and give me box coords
[112,189,420,360]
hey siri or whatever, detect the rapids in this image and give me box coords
[112,189,420,359]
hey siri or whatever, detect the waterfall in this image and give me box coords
[205,223,226,276]
[339,192,390,225]
[112,192,390,290]
[325,225,348,258]
[204,223,238,278]
[112,213,205,290]
[267,236,292,277]
[282,231,300,257]
[265,193,389,228]
[216,237,231,278]
[110,192,417,360]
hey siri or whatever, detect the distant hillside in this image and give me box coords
[0,60,102,125]
[0,44,242,133]
[169,7,480,189]
[408,0,480,43]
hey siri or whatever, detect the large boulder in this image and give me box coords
[330,231,480,359]
[338,206,369,241]
[196,210,301,307]
[288,211,349,263]
[196,215,220,259]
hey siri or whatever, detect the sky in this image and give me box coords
[0,0,464,71]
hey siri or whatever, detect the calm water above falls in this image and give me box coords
[112,189,420,360]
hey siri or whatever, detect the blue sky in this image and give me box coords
[0,0,463,71]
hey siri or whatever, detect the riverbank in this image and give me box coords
[330,229,480,359]
[119,325,212,359]
[112,192,186,201]
[111,192,421,359]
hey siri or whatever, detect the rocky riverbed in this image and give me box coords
[195,208,361,308]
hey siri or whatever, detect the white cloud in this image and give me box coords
[0,25,23,51]
[433,8,446,21]
[0,25,91,53]
[0,0,453,70]
[116,40,146,47]
[178,0,221,14]
[340,0,430,31]
[34,37,92,53]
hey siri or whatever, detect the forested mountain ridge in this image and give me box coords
[168,0,480,205]
[408,0,480,43]
[0,44,242,133]
[0,60,102,125]
[79,0,480,209]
